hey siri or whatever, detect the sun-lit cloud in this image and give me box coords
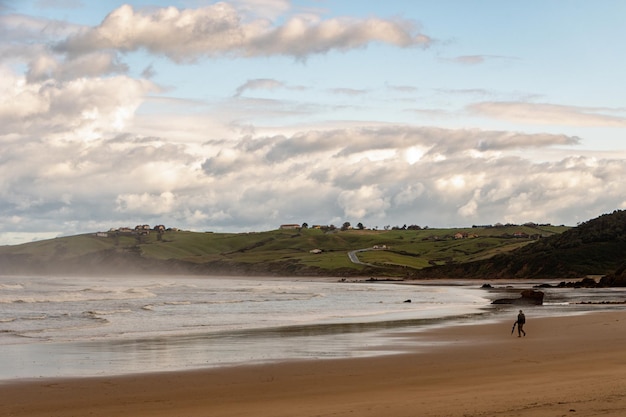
[54,4,432,62]
[1,119,625,242]
[1,1,625,245]
[27,51,128,82]
[0,66,156,140]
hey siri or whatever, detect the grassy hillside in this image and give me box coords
[412,210,626,280]
[0,224,568,277]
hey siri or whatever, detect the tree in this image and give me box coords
[341,222,351,231]
[357,222,365,230]
[302,222,309,229]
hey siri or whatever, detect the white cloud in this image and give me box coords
[468,101,626,127]
[0,232,62,246]
[234,78,285,97]
[393,184,425,206]
[444,55,513,65]
[458,195,479,218]
[0,13,79,42]
[1,123,625,239]
[329,87,368,96]
[0,67,156,141]
[115,192,175,215]
[338,186,390,219]
[231,0,292,20]
[2,2,625,244]
[27,51,128,82]
[54,4,431,61]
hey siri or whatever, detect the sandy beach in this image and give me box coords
[2,310,626,417]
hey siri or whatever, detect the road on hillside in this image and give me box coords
[347,248,377,267]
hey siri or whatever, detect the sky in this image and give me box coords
[1,0,626,245]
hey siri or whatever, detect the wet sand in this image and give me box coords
[2,311,626,416]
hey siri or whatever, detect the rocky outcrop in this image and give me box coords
[492,289,544,305]
[535,277,600,288]
[599,263,626,287]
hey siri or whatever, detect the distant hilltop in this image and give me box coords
[1,210,625,283]
[97,220,561,235]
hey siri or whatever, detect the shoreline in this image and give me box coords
[2,310,626,416]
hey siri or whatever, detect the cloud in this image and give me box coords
[338,185,390,219]
[445,55,512,65]
[0,133,205,238]
[234,78,285,97]
[26,51,128,82]
[0,66,156,140]
[386,84,419,94]
[230,0,291,20]
[329,87,368,96]
[115,191,177,215]
[196,127,623,228]
[451,55,487,65]
[54,4,432,61]
[468,101,626,127]
[1,120,625,242]
[0,13,78,42]
[141,64,155,79]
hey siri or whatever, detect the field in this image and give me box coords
[0,225,569,277]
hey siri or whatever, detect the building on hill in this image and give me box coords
[279,224,300,230]
[134,224,150,235]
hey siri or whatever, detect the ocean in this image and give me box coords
[1,275,625,380]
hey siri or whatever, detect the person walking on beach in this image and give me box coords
[516,310,526,337]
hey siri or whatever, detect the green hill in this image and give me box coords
[0,223,568,277]
[4,210,625,280]
[412,210,626,280]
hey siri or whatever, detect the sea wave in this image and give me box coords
[84,309,132,316]
[0,287,156,304]
[0,283,24,290]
